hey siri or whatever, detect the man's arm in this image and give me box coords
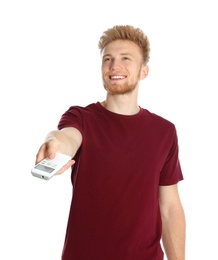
[35,127,82,175]
[159,184,186,260]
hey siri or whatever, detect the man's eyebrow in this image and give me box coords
[102,54,112,58]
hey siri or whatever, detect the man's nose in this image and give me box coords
[110,59,122,71]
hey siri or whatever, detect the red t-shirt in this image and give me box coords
[58,102,183,260]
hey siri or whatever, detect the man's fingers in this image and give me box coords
[35,140,60,164]
[55,160,75,175]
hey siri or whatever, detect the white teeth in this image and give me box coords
[111,76,125,79]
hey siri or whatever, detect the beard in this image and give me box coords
[103,81,137,95]
[103,69,142,95]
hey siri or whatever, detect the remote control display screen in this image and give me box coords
[34,164,54,173]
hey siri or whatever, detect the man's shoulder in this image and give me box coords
[67,102,98,113]
[142,108,176,130]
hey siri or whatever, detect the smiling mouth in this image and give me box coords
[109,75,126,80]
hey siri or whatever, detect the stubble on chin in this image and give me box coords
[103,82,136,95]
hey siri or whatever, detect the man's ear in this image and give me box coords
[140,65,149,80]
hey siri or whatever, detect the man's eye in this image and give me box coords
[123,57,130,60]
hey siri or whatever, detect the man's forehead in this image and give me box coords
[102,40,140,56]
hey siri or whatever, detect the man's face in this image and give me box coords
[101,39,148,95]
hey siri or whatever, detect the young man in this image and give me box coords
[35,25,186,259]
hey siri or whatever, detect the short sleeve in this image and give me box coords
[57,106,84,135]
[159,128,183,185]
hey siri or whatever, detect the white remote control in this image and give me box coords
[31,152,72,180]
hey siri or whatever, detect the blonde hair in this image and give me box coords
[98,25,150,64]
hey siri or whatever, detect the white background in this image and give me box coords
[0,0,217,259]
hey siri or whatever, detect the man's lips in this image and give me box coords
[109,75,127,80]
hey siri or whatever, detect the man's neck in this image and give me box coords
[101,92,140,115]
